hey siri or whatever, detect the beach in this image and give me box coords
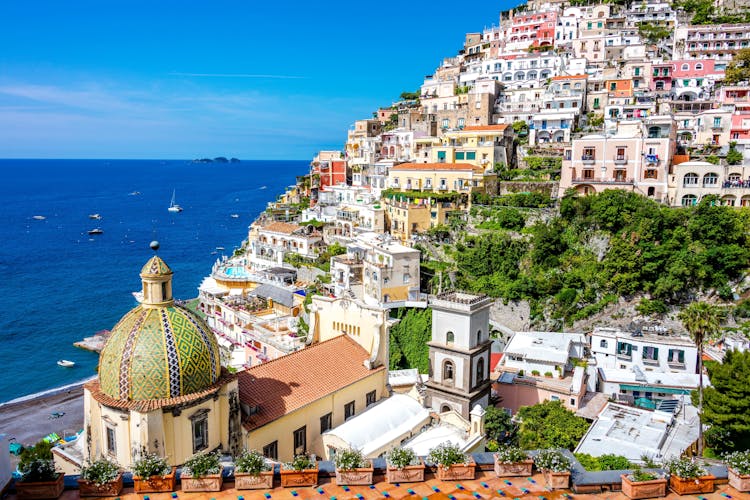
[0,381,87,447]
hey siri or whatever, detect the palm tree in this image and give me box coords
[678,302,725,456]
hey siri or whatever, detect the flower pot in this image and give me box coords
[542,470,571,490]
[386,462,425,484]
[621,474,667,499]
[77,473,124,497]
[133,467,177,493]
[668,474,715,495]
[435,459,475,481]
[493,457,533,477]
[181,468,224,492]
[335,461,374,486]
[234,471,274,490]
[280,466,318,488]
[728,468,750,492]
[15,473,65,500]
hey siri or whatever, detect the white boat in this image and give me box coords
[215,246,225,251]
[132,291,144,303]
[168,190,183,212]
[32,215,46,220]
[88,228,103,235]
[57,360,75,367]
[230,214,239,218]
[89,214,102,220]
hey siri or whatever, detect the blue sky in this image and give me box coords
[0,1,515,159]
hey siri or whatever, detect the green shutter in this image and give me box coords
[437,151,446,160]
[455,152,465,160]
[466,151,476,160]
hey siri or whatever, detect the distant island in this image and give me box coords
[192,157,241,163]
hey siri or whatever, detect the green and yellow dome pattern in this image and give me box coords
[140,255,172,277]
[99,304,221,401]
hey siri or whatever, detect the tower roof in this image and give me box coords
[140,255,172,277]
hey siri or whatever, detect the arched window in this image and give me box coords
[681,63,689,71]
[703,172,718,186]
[695,63,703,70]
[476,358,485,382]
[476,329,482,345]
[443,360,455,383]
[600,339,608,348]
[648,126,661,138]
[683,173,699,186]
[446,331,455,344]
[682,194,698,206]
[441,404,452,413]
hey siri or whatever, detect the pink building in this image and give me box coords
[509,11,557,48]
[650,62,673,92]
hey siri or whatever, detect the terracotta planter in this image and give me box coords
[621,474,667,499]
[542,470,571,490]
[15,473,65,500]
[77,473,124,497]
[728,468,750,492]
[668,474,715,495]
[181,468,224,492]
[133,467,177,493]
[280,466,318,487]
[435,459,475,481]
[386,461,425,483]
[493,457,533,477]
[335,461,374,486]
[234,471,274,490]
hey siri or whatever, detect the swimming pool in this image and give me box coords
[223,266,251,278]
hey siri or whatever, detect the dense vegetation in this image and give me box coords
[574,453,632,471]
[516,400,589,451]
[452,191,750,325]
[389,308,431,373]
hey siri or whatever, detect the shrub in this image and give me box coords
[662,457,706,479]
[182,451,221,478]
[386,447,420,469]
[627,466,661,482]
[234,449,270,475]
[282,454,316,471]
[725,450,750,475]
[531,370,540,376]
[334,449,368,471]
[544,371,553,377]
[636,298,668,315]
[80,458,120,486]
[495,446,528,464]
[18,458,58,483]
[534,450,571,472]
[428,442,468,467]
[132,453,171,478]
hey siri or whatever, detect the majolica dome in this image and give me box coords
[98,252,221,401]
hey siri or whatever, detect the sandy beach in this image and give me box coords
[0,381,87,447]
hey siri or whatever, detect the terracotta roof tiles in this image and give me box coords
[238,335,384,431]
[551,74,588,81]
[262,222,302,235]
[461,124,509,132]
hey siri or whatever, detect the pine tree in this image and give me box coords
[700,350,750,453]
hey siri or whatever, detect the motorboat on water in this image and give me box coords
[89,214,102,220]
[57,360,75,367]
[88,228,103,235]
[215,246,225,251]
[168,189,183,212]
[129,191,141,196]
[230,214,239,218]
[32,215,46,220]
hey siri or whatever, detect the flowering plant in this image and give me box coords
[626,466,662,482]
[386,447,420,469]
[725,450,750,475]
[80,458,120,486]
[427,442,469,468]
[132,453,171,478]
[662,456,706,479]
[234,449,270,475]
[18,459,58,483]
[334,448,368,471]
[282,454,316,471]
[534,450,571,472]
[182,451,222,477]
[495,446,529,464]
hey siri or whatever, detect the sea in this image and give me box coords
[0,159,309,404]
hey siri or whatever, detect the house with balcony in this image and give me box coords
[559,118,674,200]
[384,195,465,243]
[358,232,421,307]
[433,125,513,170]
[590,327,697,374]
[248,221,325,269]
[675,22,750,67]
[505,10,558,52]
[529,110,576,145]
[388,162,496,195]
[668,160,750,207]
[380,129,414,162]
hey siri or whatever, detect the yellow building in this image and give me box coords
[78,248,240,470]
[384,194,466,242]
[388,162,495,194]
[432,124,512,169]
[238,335,387,462]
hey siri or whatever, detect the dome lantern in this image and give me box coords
[140,242,173,307]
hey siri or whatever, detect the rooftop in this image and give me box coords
[504,331,585,364]
[390,162,479,171]
[260,221,303,235]
[592,326,694,346]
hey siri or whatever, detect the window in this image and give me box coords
[320,413,332,434]
[642,346,659,364]
[344,401,355,420]
[593,97,600,109]
[446,331,455,344]
[476,358,485,383]
[683,173,699,186]
[695,63,703,70]
[600,339,608,348]
[713,117,722,128]
[617,342,632,358]
[366,390,377,407]
[293,426,306,455]
[681,63,689,71]
[106,426,116,456]
[437,150,446,162]
[443,360,455,382]
[466,151,476,160]
[644,169,657,179]
[682,194,698,206]
[263,441,278,461]
[191,413,208,452]
[458,118,465,128]
[455,152,465,160]
[668,349,686,365]
[703,173,718,186]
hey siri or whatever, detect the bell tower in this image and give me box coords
[139,241,174,308]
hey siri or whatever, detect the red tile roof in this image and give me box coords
[390,162,477,171]
[262,222,302,235]
[238,335,385,431]
[461,124,508,132]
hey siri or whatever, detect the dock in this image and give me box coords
[73,330,110,353]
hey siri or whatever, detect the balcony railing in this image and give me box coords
[572,177,634,184]
[581,155,596,164]
[614,155,628,164]
[617,352,633,361]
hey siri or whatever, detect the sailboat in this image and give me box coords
[168,190,183,212]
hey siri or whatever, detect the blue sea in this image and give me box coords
[0,159,308,403]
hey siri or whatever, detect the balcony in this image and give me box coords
[644,154,660,164]
[711,124,724,131]
[643,358,660,367]
[581,155,596,165]
[668,361,686,369]
[572,177,634,185]
[614,155,628,165]
[617,352,633,361]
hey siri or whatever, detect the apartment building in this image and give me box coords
[433,124,513,169]
[388,162,496,195]
[668,160,750,207]
[248,221,325,269]
[675,22,750,67]
[590,327,697,374]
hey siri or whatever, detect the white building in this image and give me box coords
[590,327,697,374]
[501,331,587,379]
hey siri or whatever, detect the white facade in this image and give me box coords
[502,331,586,378]
[590,327,697,374]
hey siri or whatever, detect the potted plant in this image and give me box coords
[180,451,223,492]
[427,442,475,481]
[385,447,425,484]
[77,458,123,497]
[494,446,533,477]
[280,454,318,487]
[334,449,373,486]
[132,453,176,493]
[534,450,571,489]
[663,456,714,495]
[725,450,750,492]
[621,467,667,499]
[233,449,273,490]
[15,459,64,500]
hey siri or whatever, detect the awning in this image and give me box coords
[619,384,691,395]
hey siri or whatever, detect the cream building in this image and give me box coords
[76,250,241,470]
[248,221,324,269]
[668,160,750,207]
[388,162,496,195]
[433,125,513,169]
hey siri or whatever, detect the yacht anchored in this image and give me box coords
[168,190,183,212]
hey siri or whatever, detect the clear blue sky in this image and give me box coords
[0,0,516,160]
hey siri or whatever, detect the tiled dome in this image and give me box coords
[98,304,221,400]
[140,256,172,277]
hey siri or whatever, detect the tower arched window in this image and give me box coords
[443,360,455,383]
[476,329,482,345]
[476,358,485,383]
[446,331,455,344]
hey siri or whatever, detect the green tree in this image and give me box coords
[700,349,750,453]
[726,142,743,165]
[388,308,431,372]
[725,48,750,84]
[679,302,726,456]
[485,405,515,444]
[516,400,589,450]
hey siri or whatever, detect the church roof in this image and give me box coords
[98,303,221,401]
[238,335,384,431]
[140,255,172,277]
